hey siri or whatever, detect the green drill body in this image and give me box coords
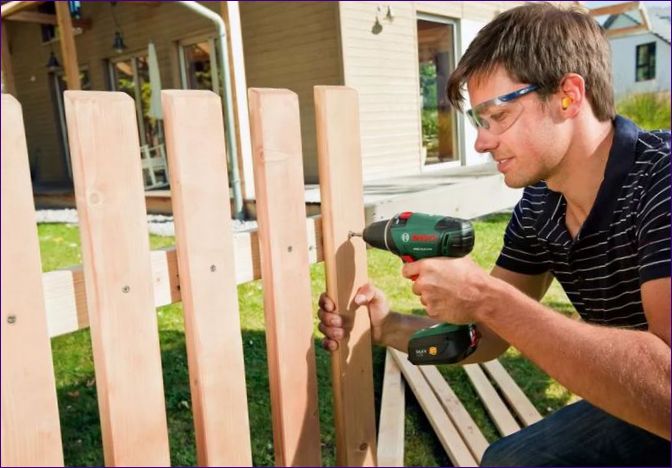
[357,212,480,365]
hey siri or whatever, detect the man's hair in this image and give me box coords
[446,3,615,121]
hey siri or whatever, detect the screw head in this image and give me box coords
[287,246,293,253]
[210,265,216,272]
[122,286,130,293]
[7,315,16,324]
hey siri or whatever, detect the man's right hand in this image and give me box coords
[318,283,390,351]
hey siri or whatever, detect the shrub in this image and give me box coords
[616,92,671,131]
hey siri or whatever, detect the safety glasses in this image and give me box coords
[465,84,539,135]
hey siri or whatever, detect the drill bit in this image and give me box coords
[348,231,362,239]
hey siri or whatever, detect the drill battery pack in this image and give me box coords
[408,322,480,365]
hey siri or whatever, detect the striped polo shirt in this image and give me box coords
[496,116,670,330]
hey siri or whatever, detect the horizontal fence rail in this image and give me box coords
[42,218,323,338]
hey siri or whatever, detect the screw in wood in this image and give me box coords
[122,286,130,293]
[7,315,16,324]
[210,265,216,272]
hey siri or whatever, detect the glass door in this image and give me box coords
[417,17,460,167]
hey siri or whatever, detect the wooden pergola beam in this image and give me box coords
[589,1,640,17]
[0,1,43,18]
[589,0,651,39]
[1,22,16,96]
[54,1,80,90]
[5,10,91,29]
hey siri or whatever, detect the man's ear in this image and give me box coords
[558,73,585,117]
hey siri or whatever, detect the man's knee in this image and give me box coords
[480,430,549,467]
[481,435,521,466]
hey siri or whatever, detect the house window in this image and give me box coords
[179,38,221,95]
[636,42,656,82]
[417,17,459,167]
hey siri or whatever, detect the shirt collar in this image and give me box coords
[536,115,640,237]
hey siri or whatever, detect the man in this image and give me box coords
[318,3,670,466]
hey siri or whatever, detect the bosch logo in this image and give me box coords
[412,234,438,242]
[401,233,410,242]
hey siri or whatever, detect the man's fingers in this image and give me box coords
[322,339,339,351]
[401,261,420,279]
[354,283,381,305]
[318,292,335,312]
[318,309,342,327]
[318,322,343,340]
[411,279,423,297]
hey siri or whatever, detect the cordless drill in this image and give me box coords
[350,212,480,365]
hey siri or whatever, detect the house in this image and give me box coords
[2,1,530,218]
[602,4,671,97]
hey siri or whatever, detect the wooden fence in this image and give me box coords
[1,87,377,467]
[2,87,544,468]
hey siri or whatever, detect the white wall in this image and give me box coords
[610,33,671,97]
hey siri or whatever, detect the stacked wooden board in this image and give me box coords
[377,349,543,466]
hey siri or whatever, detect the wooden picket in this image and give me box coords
[248,88,322,466]
[315,86,377,466]
[1,94,64,467]
[162,90,252,466]
[64,91,171,466]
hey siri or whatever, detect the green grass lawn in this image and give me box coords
[40,213,574,466]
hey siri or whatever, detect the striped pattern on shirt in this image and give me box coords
[496,116,670,330]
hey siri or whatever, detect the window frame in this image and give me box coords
[635,41,656,82]
[177,34,221,95]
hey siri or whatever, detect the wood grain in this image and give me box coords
[248,88,321,466]
[464,364,520,436]
[65,91,170,466]
[419,365,489,462]
[481,360,542,427]
[315,85,377,466]
[162,90,252,466]
[390,349,477,467]
[377,349,405,466]
[1,94,64,467]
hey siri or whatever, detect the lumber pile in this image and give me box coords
[377,349,542,466]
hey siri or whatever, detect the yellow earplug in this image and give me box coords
[561,96,572,110]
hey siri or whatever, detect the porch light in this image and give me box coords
[112,31,127,54]
[110,2,127,54]
[371,16,383,35]
[46,51,61,72]
[385,5,394,22]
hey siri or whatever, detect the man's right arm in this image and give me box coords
[460,266,554,363]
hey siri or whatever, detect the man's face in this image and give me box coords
[466,67,568,189]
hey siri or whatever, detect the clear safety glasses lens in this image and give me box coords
[466,100,525,135]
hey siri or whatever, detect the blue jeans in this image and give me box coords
[481,400,670,466]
